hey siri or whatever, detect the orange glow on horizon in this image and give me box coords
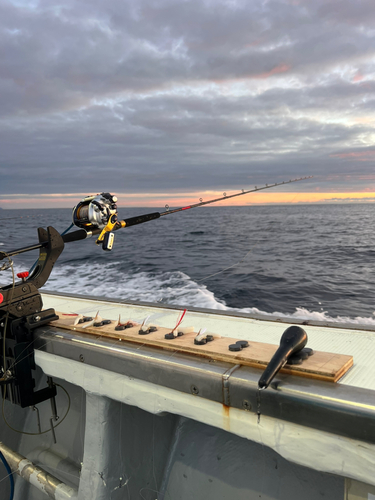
[2,191,375,209]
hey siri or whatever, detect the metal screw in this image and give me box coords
[22,286,27,292]
[79,354,85,363]
[191,385,199,395]
[16,305,22,311]
[242,400,251,411]
[34,315,41,322]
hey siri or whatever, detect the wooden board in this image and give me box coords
[50,312,354,383]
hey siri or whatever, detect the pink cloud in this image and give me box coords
[353,71,364,82]
[253,63,291,79]
[330,150,375,161]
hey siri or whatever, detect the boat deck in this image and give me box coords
[1,291,375,500]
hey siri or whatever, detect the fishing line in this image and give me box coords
[156,194,301,306]
[109,473,131,500]
[0,449,14,500]
[24,461,80,482]
[158,177,312,217]
[255,412,267,499]
[154,242,260,305]
[6,330,64,374]
[0,468,15,496]
[196,193,299,285]
[196,241,260,283]
[29,222,74,275]
[0,182,310,444]
[61,223,74,236]
[2,382,70,436]
[8,331,119,380]
[139,487,166,500]
[4,328,71,375]
[152,412,158,498]
[5,303,121,374]
[8,312,139,377]
[117,403,131,500]
[1,254,15,379]
[0,215,44,221]
[80,386,85,455]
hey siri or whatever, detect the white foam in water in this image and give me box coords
[42,262,375,326]
[46,262,228,310]
[237,306,375,326]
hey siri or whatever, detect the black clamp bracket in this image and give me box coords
[0,227,64,407]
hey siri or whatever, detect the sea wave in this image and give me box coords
[46,262,227,310]
[236,306,375,325]
[41,262,375,326]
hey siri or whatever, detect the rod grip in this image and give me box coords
[122,212,160,227]
[62,229,91,243]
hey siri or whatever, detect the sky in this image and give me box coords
[1,0,375,208]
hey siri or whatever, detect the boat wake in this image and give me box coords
[41,262,375,326]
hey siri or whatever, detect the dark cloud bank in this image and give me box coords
[1,0,375,198]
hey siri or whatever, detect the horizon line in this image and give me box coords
[1,191,375,209]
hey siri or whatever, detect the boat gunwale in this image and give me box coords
[42,290,375,333]
[35,324,375,445]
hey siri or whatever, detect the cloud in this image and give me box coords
[244,63,292,79]
[322,196,375,203]
[330,150,375,160]
[1,0,375,202]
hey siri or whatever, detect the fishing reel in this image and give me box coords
[73,192,118,230]
[72,192,118,251]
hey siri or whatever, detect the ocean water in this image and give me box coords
[1,203,375,325]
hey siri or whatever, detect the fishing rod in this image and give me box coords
[0,175,312,411]
[0,176,313,258]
